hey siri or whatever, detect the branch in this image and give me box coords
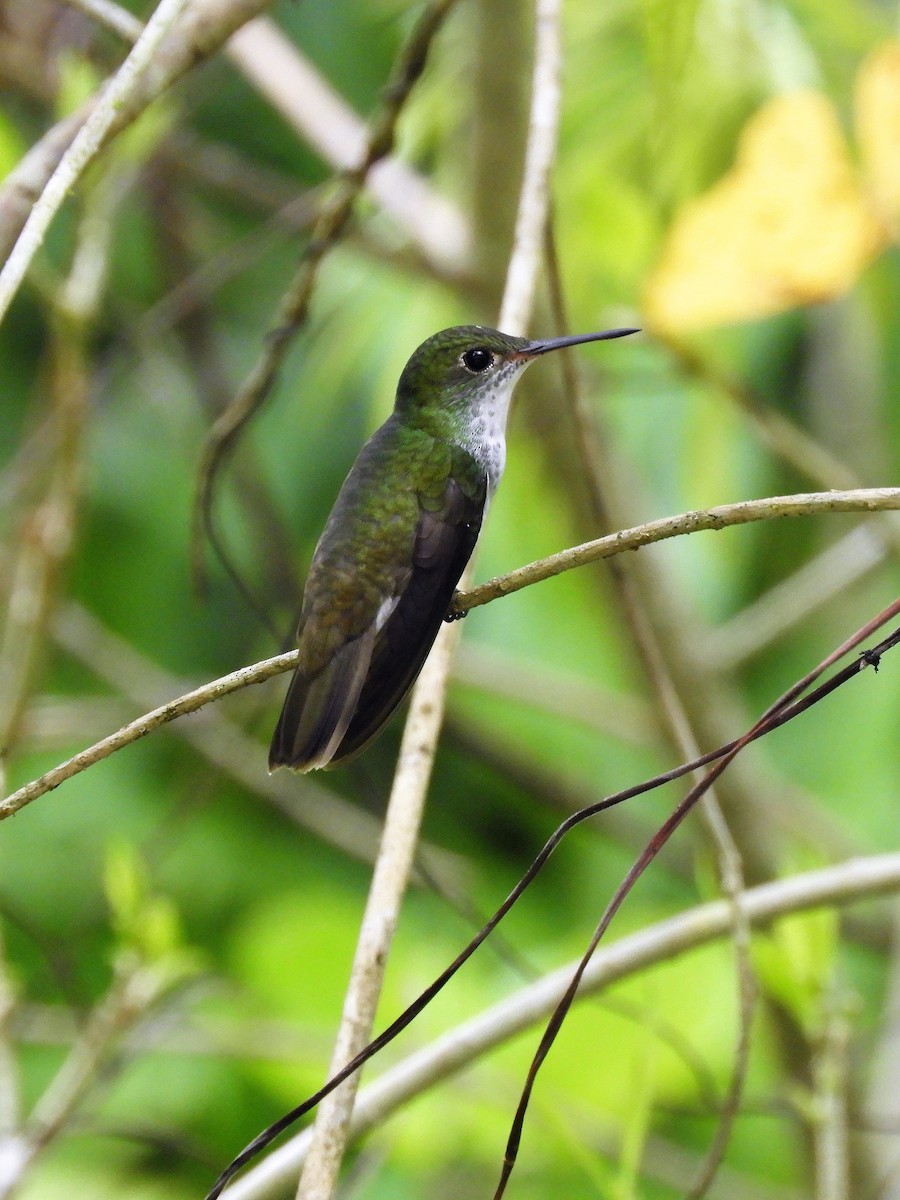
[455,488,900,614]
[5,489,896,820]
[0,0,191,326]
[0,0,273,266]
[0,648,297,820]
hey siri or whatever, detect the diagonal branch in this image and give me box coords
[455,488,900,613]
[0,0,191,327]
[3,489,897,821]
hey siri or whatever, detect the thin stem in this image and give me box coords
[456,488,900,613]
[4,489,897,820]
[0,0,190,327]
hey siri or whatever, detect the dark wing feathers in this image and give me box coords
[268,623,377,771]
[269,464,486,772]
[331,483,483,763]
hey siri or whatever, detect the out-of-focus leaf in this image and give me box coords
[856,39,900,230]
[644,90,884,331]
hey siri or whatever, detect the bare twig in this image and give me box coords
[0,0,190,327]
[225,19,469,275]
[5,489,897,820]
[455,489,900,614]
[0,648,297,821]
[62,0,143,40]
[812,994,853,1200]
[0,0,274,265]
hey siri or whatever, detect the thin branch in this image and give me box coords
[0,0,191,327]
[225,18,469,275]
[812,994,852,1200]
[62,0,143,40]
[0,0,274,266]
[5,489,897,820]
[217,851,900,1200]
[455,488,900,614]
[0,649,298,821]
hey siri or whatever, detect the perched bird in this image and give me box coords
[269,323,637,772]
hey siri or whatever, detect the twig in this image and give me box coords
[0,0,190,327]
[496,0,562,335]
[225,19,469,275]
[6,489,896,820]
[62,0,143,40]
[0,649,297,821]
[812,994,853,1200]
[455,488,900,613]
[0,0,273,266]
[216,850,900,1200]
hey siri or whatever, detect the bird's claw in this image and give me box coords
[444,593,468,622]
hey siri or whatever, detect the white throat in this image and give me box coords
[461,362,528,499]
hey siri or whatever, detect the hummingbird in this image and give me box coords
[269,323,638,772]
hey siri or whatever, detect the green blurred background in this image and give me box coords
[1,0,900,1196]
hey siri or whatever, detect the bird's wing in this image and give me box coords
[330,472,485,765]
[268,459,486,772]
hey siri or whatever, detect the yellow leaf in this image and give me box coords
[856,39,900,231]
[644,90,884,332]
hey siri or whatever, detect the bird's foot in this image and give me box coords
[444,593,468,622]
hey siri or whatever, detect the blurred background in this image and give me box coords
[1,0,900,1196]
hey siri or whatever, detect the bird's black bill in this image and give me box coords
[522,327,640,355]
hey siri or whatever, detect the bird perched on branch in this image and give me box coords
[269,323,637,772]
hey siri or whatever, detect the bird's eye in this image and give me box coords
[461,347,495,373]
